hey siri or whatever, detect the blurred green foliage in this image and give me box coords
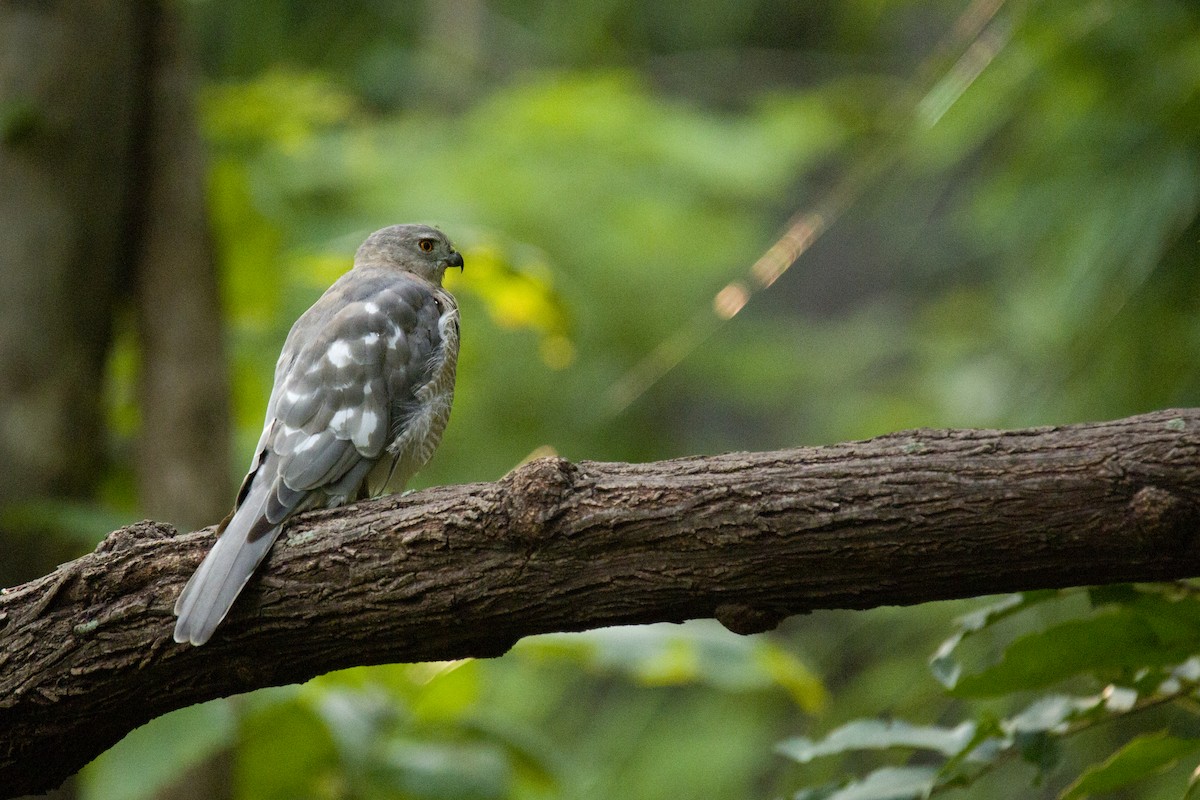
[779,585,1200,799]
[75,0,1200,798]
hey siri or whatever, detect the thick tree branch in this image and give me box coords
[4,409,1200,796]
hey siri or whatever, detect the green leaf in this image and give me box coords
[376,740,512,800]
[0,499,132,547]
[311,687,400,771]
[756,640,830,713]
[953,610,1194,696]
[408,660,482,723]
[202,70,355,149]
[930,591,1060,688]
[793,785,843,800]
[1086,584,1141,607]
[236,698,339,798]
[1060,732,1200,799]
[458,715,561,793]
[520,621,826,711]
[823,766,937,800]
[308,660,480,723]
[937,713,1007,777]
[446,240,574,369]
[1015,730,1061,773]
[777,719,976,763]
[81,701,235,800]
[1005,695,1101,734]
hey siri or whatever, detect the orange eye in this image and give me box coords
[418,239,434,252]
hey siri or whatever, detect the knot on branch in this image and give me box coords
[714,603,787,635]
[1128,486,1199,553]
[499,456,580,543]
[93,520,177,555]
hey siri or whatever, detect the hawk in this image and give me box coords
[173,224,463,646]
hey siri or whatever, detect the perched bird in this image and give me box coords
[174,224,463,646]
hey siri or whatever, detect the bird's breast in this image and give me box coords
[372,290,459,493]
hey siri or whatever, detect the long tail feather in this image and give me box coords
[173,482,282,646]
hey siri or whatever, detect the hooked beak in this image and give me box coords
[445,251,464,270]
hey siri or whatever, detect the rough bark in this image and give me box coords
[4,408,1200,796]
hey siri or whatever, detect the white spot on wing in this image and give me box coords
[363,332,380,346]
[364,302,380,314]
[294,435,320,453]
[330,408,353,433]
[285,389,306,403]
[354,410,379,448]
[328,340,352,368]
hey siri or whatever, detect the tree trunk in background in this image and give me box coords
[0,1,232,797]
[134,5,232,532]
[0,1,231,575]
[132,8,235,800]
[0,1,139,589]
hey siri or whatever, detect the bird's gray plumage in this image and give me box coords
[174,224,462,646]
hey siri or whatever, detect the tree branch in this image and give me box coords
[4,409,1200,796]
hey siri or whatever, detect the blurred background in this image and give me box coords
[2,0,1199,798]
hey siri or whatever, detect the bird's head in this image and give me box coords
[353,224,464,284]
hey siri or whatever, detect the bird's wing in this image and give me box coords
[228,269,448,515]
[173,269,448,645]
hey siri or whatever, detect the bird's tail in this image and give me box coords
[173,481,281,646]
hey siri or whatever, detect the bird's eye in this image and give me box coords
[418,239,435,252]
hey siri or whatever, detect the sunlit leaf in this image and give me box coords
[1004,694,1102,734]
[448,240,574,369]
[1162,657,1200,694]
[209,158,285,332]
[757,640,829,713]
[777,720,976,764]
[793,784,843,800]
[1185,761,1200,800]
[821,766,937,800]
[1100,684,1138,713]
[520,621,826,710]
[202,70,356,150]
[408,660,482,723]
